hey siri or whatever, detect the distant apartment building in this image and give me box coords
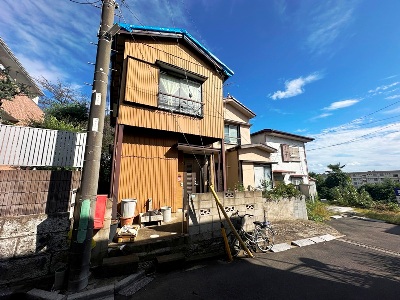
[347,170,400,187]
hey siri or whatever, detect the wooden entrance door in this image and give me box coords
[184,158,201,196]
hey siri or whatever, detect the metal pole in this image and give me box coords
[68,0,116,292]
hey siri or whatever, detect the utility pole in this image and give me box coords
[68,0,117,292]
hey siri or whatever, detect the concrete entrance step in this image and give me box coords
[108,234,188,262]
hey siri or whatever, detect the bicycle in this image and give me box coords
[228,211,275,256]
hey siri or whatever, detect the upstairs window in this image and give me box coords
[158,71,203,117]
[224,124,240,145]
[281,144,300,162]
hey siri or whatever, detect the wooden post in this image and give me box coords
[209,185,253,258]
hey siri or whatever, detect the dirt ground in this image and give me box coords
[272,219,342,244]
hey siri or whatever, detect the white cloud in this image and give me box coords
[270,73,321,100]
[323,99,360,110]
[368,82,400,95]
[305,1,357,55]
[307,122,400,173]
[385,94,400,100]
[269,108,292,115]
[382,106,400,114]
[382,75,398,80]
[310,113,332,120]
[295,128,308,133]
[0,0,192,86]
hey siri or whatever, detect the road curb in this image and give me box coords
[270,234,341,253]
[24,270,149,300]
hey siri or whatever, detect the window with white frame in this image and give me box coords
[158,71,203,117]
[224,124,240,145]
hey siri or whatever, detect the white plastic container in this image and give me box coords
[121,199,137,218]
[161,206,172,222]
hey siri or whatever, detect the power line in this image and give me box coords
[308,122,400,151]
[69,0,101,5]
[317,99,400,137]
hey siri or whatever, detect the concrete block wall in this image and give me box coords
[187,191,308,243]
[263,196,308,221]
[187,191,265,242]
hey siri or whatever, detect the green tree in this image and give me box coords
[326,163,346,173]
[312,163,374,206]
[309,171,329,200]
[27,78,89,132]
[0,67,33,101]
[98,115,115,194]
[359,178,400,203]
[36,77,88,107]
[324,162,351,189]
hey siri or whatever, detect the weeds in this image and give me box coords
[354,206,400,225]
[306,199,332,222]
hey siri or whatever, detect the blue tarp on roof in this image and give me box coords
[117,23,234,78]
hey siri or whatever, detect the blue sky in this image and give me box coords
[1,0,400,173]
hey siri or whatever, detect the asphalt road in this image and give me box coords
[128,218,400,300]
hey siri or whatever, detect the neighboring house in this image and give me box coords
[109,25,233,215]
[347,170,400,188]
[0,37,43,125]
[251,129,314,188]
[219,95,277,190]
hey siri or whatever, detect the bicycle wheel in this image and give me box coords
[228,233,241,257]
[255,226,275,252]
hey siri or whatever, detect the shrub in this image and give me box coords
[359,179,400,202]
[332,185,374,208]
[263,182,301,199]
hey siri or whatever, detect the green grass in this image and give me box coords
[354,208,400,225]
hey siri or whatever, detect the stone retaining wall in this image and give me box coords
[0,213,70,285]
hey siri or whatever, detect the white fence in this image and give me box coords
[0,124,87,168]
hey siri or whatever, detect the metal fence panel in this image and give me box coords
[0,124,87,168]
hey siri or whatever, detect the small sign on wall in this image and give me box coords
[394,188,400,205]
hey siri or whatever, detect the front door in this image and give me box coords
[184,158,201,196]
[183,156,210,196]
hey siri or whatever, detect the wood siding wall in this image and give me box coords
[118,40,224,139]
[118,133,180,213]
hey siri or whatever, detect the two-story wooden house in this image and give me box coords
[219,95,277,190]
[109,25,233,215]
[251,129,314,186]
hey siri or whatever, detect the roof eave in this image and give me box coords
[0,38,43,96]
[251,129,314,143]
[224,96,256,118]
[117,23,234,79]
